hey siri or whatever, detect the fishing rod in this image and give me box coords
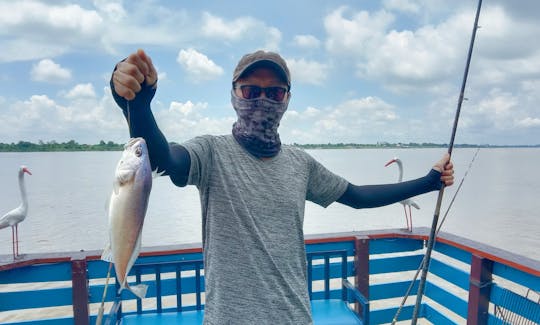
[391,148,480,324]
[411,0,483,323]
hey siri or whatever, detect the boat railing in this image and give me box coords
[1,228,539,324]
[106,247,368,324]
[306,248,368,323]
[105,258,205,324]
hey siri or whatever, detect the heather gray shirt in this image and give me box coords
[182,134,348,325]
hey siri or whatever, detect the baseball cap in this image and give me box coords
[232,50,291,88]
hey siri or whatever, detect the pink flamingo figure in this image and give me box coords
[385,158,419,232]
[1,166,32,259]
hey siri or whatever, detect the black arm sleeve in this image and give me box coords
[336,169,442,209]
[110,70,190,187]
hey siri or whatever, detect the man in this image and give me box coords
[111,49,454,324]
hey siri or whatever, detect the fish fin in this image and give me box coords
[116,169,135,185]
[128,283,148,299]
[152,168,165,179]
[101,243,113,262]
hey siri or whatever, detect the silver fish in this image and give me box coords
[101,137,153,299]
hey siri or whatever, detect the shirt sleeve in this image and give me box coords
[306,156,349,208]
[182,135,214,189]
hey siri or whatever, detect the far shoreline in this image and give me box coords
[1,140,538,152]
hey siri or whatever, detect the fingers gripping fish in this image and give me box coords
[101,137,159,299]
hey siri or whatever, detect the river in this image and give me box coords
[0,148,538,260]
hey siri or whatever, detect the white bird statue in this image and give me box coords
[1,165,32,259]
[385,158,419,232]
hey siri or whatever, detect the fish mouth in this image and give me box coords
[125,137,146,148]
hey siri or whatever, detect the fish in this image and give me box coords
[101,137,153,299]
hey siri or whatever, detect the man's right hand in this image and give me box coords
[112,49,158,101]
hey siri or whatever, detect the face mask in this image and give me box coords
[231,91,289,158]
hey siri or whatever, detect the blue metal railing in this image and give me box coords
[106,258,205,323]
[1,228,539,325]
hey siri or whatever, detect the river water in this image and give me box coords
[0,148,538,260]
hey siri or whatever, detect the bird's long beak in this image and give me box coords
[385,159,397,167]
[23,167,32,175]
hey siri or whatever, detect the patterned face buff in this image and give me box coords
[231,91,289,158]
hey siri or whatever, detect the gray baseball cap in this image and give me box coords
[232,50,291,88]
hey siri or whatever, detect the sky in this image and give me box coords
[0,0,539,145]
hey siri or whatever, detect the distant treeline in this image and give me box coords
[0,140,124,152]
[0,140,538,152]
[292,142,540,149]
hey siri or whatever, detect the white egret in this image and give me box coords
[385,158,419,232]
[1,166,32,259]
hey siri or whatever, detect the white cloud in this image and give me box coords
[330,97,398,121]
[92,0,126,21]
[201,12,281,50]
[0,1,103,36]
[305,106,322,118]
[325,7,394,57]
[154,100,234,142]
[281,96,399,144]
[323,2,540,106]
[0,2,192,62]
[293,35,321,49]
[361,24,459,83]
[65,83,97,99]
[460,88,539,136]
[169,101,207,116]
[477,6,540,60]
[323,6,480,93]
[31,59,72,82]
[0,88,127,144]
[0,1,538,146]
[157,71,168,82]
[0,1,104,62]
[287,58,329,85]
[383,0,421,14]
[202,12,258,41]
[176,48,224,83]
[469,6,540,90]
[264,27,282,51]
[516,117,540,128]
[0,40,68,63]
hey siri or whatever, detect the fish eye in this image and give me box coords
[135,146,142,157]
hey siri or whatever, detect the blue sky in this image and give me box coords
[1,0,539,145]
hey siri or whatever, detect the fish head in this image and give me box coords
[115,138,151,186]
[124,137,149,160]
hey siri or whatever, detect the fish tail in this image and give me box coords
[128,283,148,299]
[117,281,148,299]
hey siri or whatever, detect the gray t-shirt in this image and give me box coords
[182,134,348,324]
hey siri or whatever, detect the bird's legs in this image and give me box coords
[403,205,411,232]
[15,224,19,258]
[11,226,16,259]
[408,205,413,232]
[11,224,21,259]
